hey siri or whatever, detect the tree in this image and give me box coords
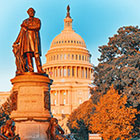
[0,107,9,127]
[0,92,14,127]
[93,26,140,108]
[89,86,138,140]
[67,99,94,140]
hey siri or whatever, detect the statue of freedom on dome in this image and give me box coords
[12,8,44,75]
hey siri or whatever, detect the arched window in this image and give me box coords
[72,67,74,77]
[79,55,81,60]
[60,68,63,77]
[76,67,78,77]
[64,68,66,77]
[55,68,57,77]
[85,68,87,78]
[72,54,74,60]
[64,54,66,60]
[82,55,84,61]
[57,55,59,60]
[58,68,60,77]
[68,67,70,77]
[60,54,63,60]
[76,55,78,60]
[82,68,84,78]
[54,99,56,105]
[64,99,66,105]
[68,54,70,60]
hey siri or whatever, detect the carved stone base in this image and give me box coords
[10,72,53,140]
[15,120,50,140]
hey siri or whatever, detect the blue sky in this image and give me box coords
[0,0,140,91]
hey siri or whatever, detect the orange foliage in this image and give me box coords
[89,86,138,140]
[68,99,94,130]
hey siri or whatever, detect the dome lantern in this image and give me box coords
[64,5,73,31]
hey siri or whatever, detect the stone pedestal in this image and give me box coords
[10,73,52,140]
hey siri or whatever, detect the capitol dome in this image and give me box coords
[50,25,86,49]
[43,5,93,133]
[50,6,87,49]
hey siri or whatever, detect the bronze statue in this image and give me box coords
[13,8,44,74]
[0,119,20,140]
[46,118,69,140]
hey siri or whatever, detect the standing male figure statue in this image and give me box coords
[13,8,44,74]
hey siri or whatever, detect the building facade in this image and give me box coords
[0,91,10,106]
[43,6,93,133]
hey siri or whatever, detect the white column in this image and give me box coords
[90,68,92,79]
[70,66,72,77]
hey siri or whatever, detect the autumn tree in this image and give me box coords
[89,86,138,140]
[93,26,140,108]
[0,107,9,127]
[0,92,14,127]
[67,99,94,140]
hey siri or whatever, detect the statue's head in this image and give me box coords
[27,8,35,17]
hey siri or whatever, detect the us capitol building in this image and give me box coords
[0,6,93,133]
[43,6,93,132]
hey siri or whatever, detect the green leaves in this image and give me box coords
[94,26,140,107]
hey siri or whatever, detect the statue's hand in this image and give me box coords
[13,41,19,47]
[13,41,18,45]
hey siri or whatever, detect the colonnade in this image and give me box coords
[47,53,90,62]
[45,66,92,79]
[51,90,69,106]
